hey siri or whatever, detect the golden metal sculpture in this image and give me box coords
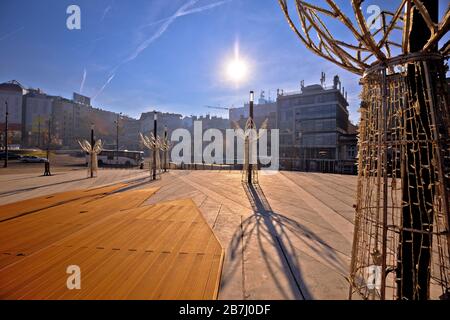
[78,139,103,178]
[140,132,162,178]
[278,0,449,75]
[233,118,268,184]
[278,0,449,300]
[161,129,171,172]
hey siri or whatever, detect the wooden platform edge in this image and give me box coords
[213,248,226,300]
[185,198,225,300]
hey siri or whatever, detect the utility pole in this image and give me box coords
[38,116,41,148]
[115,112,122,162]
[152,111,157,180]
[3,101,8,168]
[90,124,95,178]
[164,125,168,173]
[46,119,51,160]
[247,91,254,184]
[44,118,52,176]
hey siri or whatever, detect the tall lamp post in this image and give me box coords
[44,118,52,176]
[115,112,122,161]
[38,115,41,148]
[247,91,254,184]
[46,119,51,160]
[3,101,8,168]
[152,111,157,180]
[164,125,168,173]
[90,124,95,178]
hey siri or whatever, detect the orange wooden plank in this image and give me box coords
[0,188,159,269]
[0,196,224,300]
[0,183,128,222]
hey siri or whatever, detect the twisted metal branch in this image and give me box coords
[278,0,450,75]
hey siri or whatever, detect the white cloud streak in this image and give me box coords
[125,0,199,63]
[79,68,87,94]
[101,5,112,21]
[93,73,115,100]
[94,0,230,100]
[0,26,24,41]
[141,0,231,28]
[126,0,231,63]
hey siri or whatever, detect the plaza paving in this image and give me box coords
[0,167,358,300]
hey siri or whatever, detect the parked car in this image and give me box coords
[20,156,48,163]
[0,152,22,160]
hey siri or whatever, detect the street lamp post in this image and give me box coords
[90,124,95,178]
[44,118,52,176]
[46,119,51,160]
[152,111,157,180]
[3,101,8,168]
[38,115,41,148]
[115,112,122,162]
[247,91,254,184]
[164,125,168,173]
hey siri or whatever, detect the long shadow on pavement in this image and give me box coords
[222,181,347,300]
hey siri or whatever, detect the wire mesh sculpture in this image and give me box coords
[140,132,162,179]
[278,0,450,300]
[161,130,171,172]
[78,139,103,178]
[233,118,269,184]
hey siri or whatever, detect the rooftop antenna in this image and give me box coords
[320,72,326,87]
[301,80,305,90]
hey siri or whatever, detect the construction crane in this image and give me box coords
[204,105,231,111]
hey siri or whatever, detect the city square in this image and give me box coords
[0,0,449,307]
[0,161,356,299]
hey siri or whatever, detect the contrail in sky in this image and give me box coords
[125,0,199,63]
[93,73,115,100]
[79,68,87,94]
[95,0,230,100]
[101,4,113,21]
[0,27,24,41]
[141,0,231,28]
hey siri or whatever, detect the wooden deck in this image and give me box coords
[0,183,128,222]
[0,186,224,300]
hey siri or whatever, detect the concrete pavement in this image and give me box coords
[0,168,358,300]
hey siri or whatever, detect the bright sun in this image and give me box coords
[226,58,248,83]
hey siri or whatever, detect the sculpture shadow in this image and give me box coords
[221,181,348,300]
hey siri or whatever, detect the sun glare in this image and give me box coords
[226,58,248,82]
[224,42,249,84]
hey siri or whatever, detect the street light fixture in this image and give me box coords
[3,100,8,168]
[44,118,52,176]
[115,112,122,162]
[152,111,158,180]
[90,124,95,178]
[164,125,168,173]
[248,91,254,184]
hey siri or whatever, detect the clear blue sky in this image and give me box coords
[0,0,448,123]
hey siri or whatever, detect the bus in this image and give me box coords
[86,150,144,167]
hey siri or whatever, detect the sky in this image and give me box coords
[0,0,448,123]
